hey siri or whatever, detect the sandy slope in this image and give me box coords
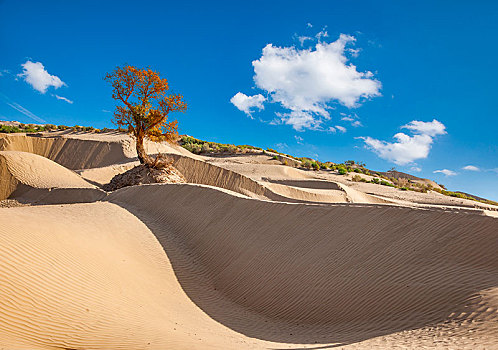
[1,132,498,349]
[0,184,497,349]
[0,151,98,202]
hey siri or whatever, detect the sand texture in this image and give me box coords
[0,132,497,349]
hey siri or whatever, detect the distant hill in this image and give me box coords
[379,170,442,190]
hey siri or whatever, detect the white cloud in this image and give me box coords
[277,110,321,130]
[233,33,381,131]
[230,92,266,116]
[294,135,304,144]
[298,36,313,46]
[18,60,66,93]
[403,119,446,137]
[335,125,347,133]
[54,94,73,104]
[315,29,329,41]
[462,165,480,171]
[307,23,313,28]
[434,169,457,176]
[360,119,446,165]
[341,113,362,127]
[410,166,422,172]
[328,126,337,133]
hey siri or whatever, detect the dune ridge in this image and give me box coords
[1,183,496,349]
[107,184,498,346]
[1,131,498,349]
[0,151,105,203]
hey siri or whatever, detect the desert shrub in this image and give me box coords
[201,143,211,153]
[338,167,347,175]
[354,168,361,173]
[380,180,396,187]
[352,174,363,182]
[320,163,328,169]
[283,160,288,166]
[301,159,312,169]
[311,161,320,171]
[440,191,476,201]
[272,155,279,160]
[400,187,408,191]
[0,125,21,133]
[370,177,380,184]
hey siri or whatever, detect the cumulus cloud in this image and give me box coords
[18,60,66,93]
[230,92,266,116]
[335,125,347,133]
[232,33,381,131]
[434,169,457,176]
[403,119,446,137]
[53,94,73,104]
[462,165,480,171]
[360,119,446,165]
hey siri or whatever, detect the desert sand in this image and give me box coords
[0,131,497,349]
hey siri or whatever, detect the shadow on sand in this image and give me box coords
[107,184,498,347]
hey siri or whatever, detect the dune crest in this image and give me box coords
[1,132,497,349]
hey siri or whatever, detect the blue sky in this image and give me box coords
[1,0,497,200]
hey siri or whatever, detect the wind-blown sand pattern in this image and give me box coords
[0,132,497,349]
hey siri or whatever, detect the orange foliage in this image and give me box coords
[104,65,187,164]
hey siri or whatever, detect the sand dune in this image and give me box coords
[0,151,103,203]
[1,132,498,349]
[1,184,496,349]
[107,184,498,347]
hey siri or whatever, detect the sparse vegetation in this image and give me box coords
[180,135,263,155]
[0,123,124,134]
[352,174,367,182]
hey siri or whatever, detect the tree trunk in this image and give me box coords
[135,132,151,165]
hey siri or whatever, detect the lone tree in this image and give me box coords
[104,65,187,166]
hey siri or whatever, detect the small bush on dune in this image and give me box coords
[338,167,347,175]
[0,125,21,133]
[352,174,364,182]
[380,180,396,187]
